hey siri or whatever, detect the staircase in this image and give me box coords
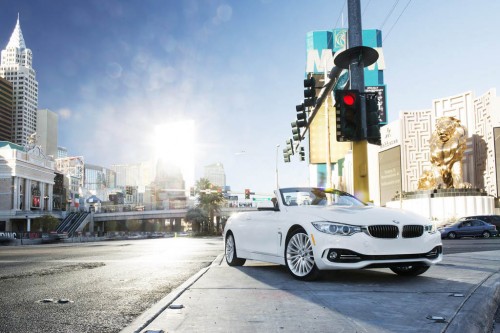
[56,212,91,237]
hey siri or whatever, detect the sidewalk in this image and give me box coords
[122,250,500,333]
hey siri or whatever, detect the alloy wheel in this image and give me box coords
[286,232,315,277]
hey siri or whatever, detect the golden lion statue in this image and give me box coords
[418,116,471,190]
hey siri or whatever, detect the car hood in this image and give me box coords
[288,205,430,226]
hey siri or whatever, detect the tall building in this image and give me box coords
[57,146,68,158]
[84,163,116,201]
[0,77,13,141]
[0,15,39,147]
[55,156,84,188]
[204,163,226,188]
[0,141,56,231]
[37,109,58,158]
[111,161,155,192]
[151,159,186,209]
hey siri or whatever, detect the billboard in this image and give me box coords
[378,146,401,206]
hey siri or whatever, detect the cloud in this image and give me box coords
[58,108,72,120]
[212,4,232,25]
[106,62,123,79]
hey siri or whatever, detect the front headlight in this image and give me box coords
[424,224,437,234]
[312,221,362,236]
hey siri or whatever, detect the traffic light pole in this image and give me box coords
[324,66,332,189]
[347,0,369,202]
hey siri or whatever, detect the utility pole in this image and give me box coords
[347,0,369,202]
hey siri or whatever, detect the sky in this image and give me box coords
[1,0,499,195]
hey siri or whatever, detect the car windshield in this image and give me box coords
[279,187,366,207]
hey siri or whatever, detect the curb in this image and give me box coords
[120,253,224,333]
[444,270,500,333]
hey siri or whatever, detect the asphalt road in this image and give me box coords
[442,236,500,254]
[0,236,224,333]
[0,236,498,333]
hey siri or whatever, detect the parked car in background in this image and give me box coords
[439,219,498,239]
[458,215,500,232]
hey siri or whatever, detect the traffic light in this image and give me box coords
[245,189,250,199]
[303,77,316,107]
[283,139,293,163]
[365,92,381,145]
[296,108,307,128]
[291,121,300,141]
[283,147,291,163]
[335,89,362,142]
[299,147,305,161]
[295,103,308,127]
[286,139,294,155]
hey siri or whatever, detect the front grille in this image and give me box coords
[402,225,424,238]
[368,225,399,238]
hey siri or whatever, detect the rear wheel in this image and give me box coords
[482,231,491,238]
[285,229,320,281]
[225,233,246,266]
[447,232,457,239]
[390,265,430,276]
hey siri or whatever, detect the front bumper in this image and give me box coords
[311,231,443,270]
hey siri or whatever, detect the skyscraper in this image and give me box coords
[204,163,226,188]
[0,77,13,141]
[37,108,58,158]
[0,15,39,147]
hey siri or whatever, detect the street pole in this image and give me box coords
[347,0,370,202]
[324,59,332,189]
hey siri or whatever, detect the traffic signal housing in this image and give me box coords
[291,121,300,141]
[299,147,305,161]
[365,92,381,145]
[245,189,250,199]
[295,103,307,128]
[283,139,293,163]
[303,77,316,108]
[283,147,291,163]
[335,89,362,142]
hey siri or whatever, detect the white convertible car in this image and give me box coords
[224,187,443,281]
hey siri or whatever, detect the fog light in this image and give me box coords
[328,251,338,260]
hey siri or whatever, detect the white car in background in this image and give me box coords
[224,187,443,281]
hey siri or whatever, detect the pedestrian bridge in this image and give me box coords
[92,206,257,222]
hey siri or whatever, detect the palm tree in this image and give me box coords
[185,207,208,234]
[195,178,225,235]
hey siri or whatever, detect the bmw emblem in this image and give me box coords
[392,220,400,224]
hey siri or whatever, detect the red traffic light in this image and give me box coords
[343,93,356,106]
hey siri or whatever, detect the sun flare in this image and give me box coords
[152,120,196,188]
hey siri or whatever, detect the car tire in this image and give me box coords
[285,229,320,281]
[482,231,491,238]
[225,233,246,266]
[390,265,430,276]
[447,232,457,239]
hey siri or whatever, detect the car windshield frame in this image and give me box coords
[279,187,367,207]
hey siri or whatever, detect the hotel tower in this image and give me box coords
[0,15,39,147]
